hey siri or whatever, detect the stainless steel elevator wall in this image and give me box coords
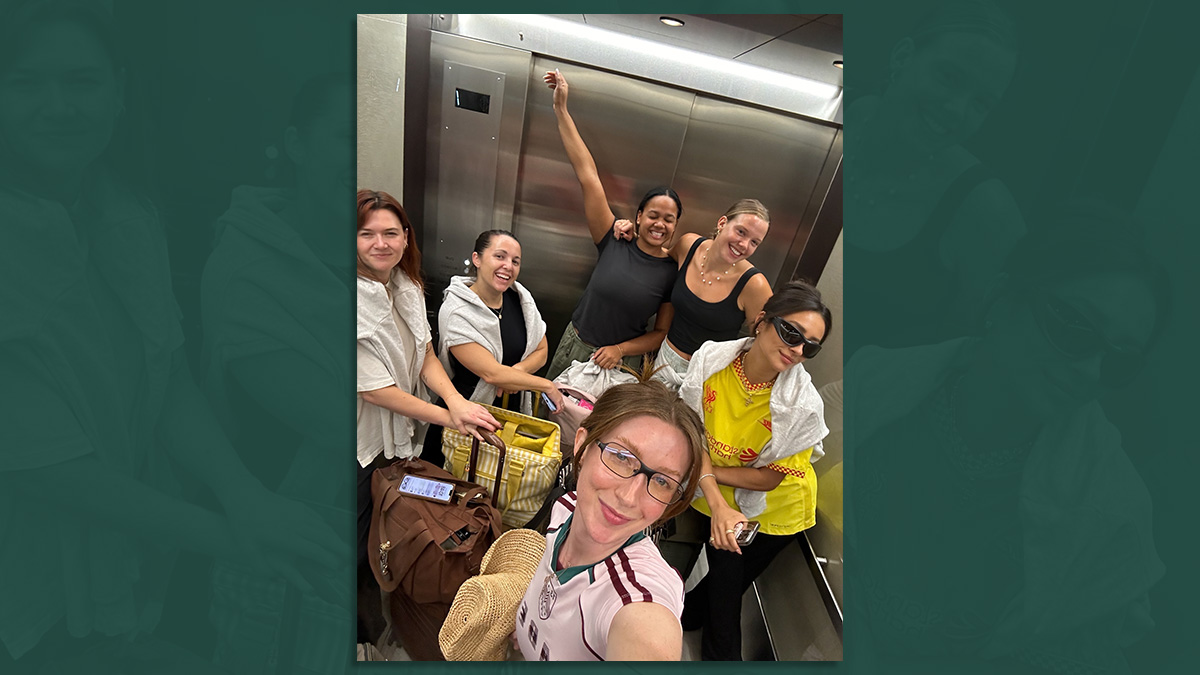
[421,34,841,348]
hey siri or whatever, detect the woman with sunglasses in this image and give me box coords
[848,203,1167,668]
[514,378,705,660]
[676,280,833,660]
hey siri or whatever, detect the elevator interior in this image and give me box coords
[358,13,844,660]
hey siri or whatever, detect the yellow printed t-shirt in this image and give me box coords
[693,357,817,535]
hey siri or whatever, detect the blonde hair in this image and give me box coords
[714,198,770,236]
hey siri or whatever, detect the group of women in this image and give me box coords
[355,68,834,661]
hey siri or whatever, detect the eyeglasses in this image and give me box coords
[596,441,685,505]
[1033,294,1145,388]
[770,316,823,358]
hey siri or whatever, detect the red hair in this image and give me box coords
[356,189,422,289]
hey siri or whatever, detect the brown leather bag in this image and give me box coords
[368,432,506,660]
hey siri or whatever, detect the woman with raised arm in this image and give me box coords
[543,69,679,380]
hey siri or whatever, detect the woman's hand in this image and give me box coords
[446,395,500,439]
[709,505,748,554]
[591,345,625,370]
[544,69,568,110]
[543,385,566,415]
[613,219,635,241]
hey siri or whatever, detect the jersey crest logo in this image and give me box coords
[538,574,557,619]
[703,385,717,413]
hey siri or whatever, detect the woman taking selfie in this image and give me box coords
[678,281,833,660]
[515,378,705,660]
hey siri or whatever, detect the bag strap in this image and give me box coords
[469,429,507,507]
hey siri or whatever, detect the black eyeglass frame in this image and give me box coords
[595,441,685,505]
[770,316,823,358]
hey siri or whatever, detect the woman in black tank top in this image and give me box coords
[614,200,774,386]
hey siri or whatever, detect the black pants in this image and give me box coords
[681,525,796,660]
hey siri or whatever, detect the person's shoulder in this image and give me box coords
[599,539,683,598]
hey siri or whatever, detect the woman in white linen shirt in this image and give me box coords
[355,189,498,566]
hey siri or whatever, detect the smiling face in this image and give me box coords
[713,213,769,265]
[471,234,521,294]
[753,310,828,374]
[356,209,406,280]
[636,195,679,248]
[0,20,123,179]
[985,273,1155,419]
[883,32,1016,154]
[572,415,691,550]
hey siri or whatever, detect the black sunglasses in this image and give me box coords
[1033,294,1145,388]
[770,316,822,359]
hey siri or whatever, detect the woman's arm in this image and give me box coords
[449,341,564,411]
[590,303,674,369]
[712,464,785,491]
[545,69,617,244]
[669,232,702,265]
[361,344,499,437]
[606,602,683,660]
[695,452,748,553]
[512,335,550,374]
[739,273,773,325]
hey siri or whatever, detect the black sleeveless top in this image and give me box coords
[667,237,763,356]
[845,163,995,359]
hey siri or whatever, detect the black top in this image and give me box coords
[667,237,763,356]
[571,233,677,347]
[844,163,995,358]
[449,288,526,409]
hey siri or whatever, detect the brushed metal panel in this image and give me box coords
[433,14,842,124]
[424,32,531,291]
[357,15,408,199]
[580,14,808,59]
[510,57,695,346]
[757,539,843,660]
[736,22,843,88]
[669,96,839,287]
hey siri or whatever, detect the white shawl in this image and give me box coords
[437,276,547,414]
[356,273,430,466]
[680,337,829,518]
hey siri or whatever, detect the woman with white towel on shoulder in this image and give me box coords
[423,230,564,464]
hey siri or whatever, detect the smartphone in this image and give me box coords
[735,521,761,546]
[541,390,558,413]
[398,474,455,504]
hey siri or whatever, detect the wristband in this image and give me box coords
[616,344,625,357]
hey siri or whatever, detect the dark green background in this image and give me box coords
[1,0,1196,672]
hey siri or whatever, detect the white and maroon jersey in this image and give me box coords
[515,492,684,661]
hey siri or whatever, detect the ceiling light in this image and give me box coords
[660,17,684,27]
[833,60,843,69]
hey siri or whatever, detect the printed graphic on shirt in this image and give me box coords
[703,383,717,413]
[519,600,528,626]
[540,643,551,661]
[705,428,760,463]
[539,574,557,619]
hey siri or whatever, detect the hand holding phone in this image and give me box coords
[734,520,760,546]
[541,390,558,413]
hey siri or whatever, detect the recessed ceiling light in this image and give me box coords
[833,60,843,69]
[660,17,685,28]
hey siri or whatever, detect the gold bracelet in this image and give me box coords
[616,344,625,357]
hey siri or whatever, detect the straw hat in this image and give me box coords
[439,528,547,661]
